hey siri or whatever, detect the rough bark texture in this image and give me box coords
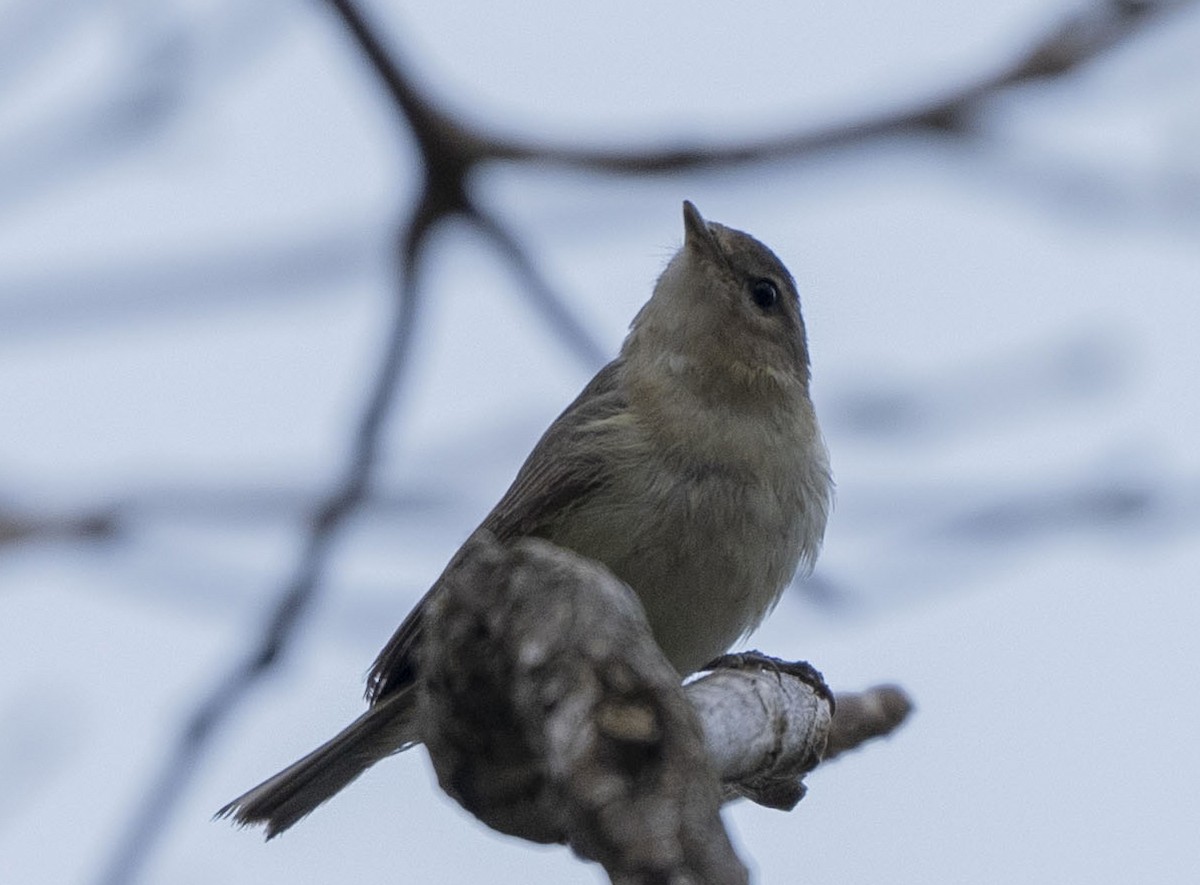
[420,533,748,884]
[690,654,834,811]
[419,533,912,883]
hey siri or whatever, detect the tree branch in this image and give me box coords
[420,534,910,884]
[330,1,1197,177]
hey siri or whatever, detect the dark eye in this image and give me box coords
[750,279,779,311]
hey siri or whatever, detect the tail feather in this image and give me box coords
[217,688,419,839]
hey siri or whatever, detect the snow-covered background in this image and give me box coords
[2,1,1199,883]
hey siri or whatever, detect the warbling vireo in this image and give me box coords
[219,201,833,837]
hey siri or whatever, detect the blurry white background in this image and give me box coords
[2,1,1199,883]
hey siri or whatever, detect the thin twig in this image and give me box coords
[469,207,609,368]
[323,0,609,369]
[389,0,1192,175]
[505,1,1196,173]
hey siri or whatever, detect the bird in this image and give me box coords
[218,200,832,838]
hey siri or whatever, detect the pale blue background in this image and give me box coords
[2,1,1199,883]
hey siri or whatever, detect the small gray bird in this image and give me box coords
[219,201,832,837]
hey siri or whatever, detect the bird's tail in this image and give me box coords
[216,688,419,839]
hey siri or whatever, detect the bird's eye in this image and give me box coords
[750,279,779,311]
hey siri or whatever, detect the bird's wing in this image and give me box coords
[365,359,628,704]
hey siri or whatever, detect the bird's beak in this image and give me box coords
[683,200,720,259]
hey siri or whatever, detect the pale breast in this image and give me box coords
[548,441,825,676]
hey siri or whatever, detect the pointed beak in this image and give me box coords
[682,200,720,258]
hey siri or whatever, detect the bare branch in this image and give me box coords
[469,207,609,367]
[516,0,1197,172]
[421,533,750,884]
[420,534,909,883]
[692,655,835,811]
[323,0,1197,177]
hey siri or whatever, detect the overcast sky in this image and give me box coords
[2,1,1199,883]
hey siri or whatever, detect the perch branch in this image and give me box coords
[420,534,910,884]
